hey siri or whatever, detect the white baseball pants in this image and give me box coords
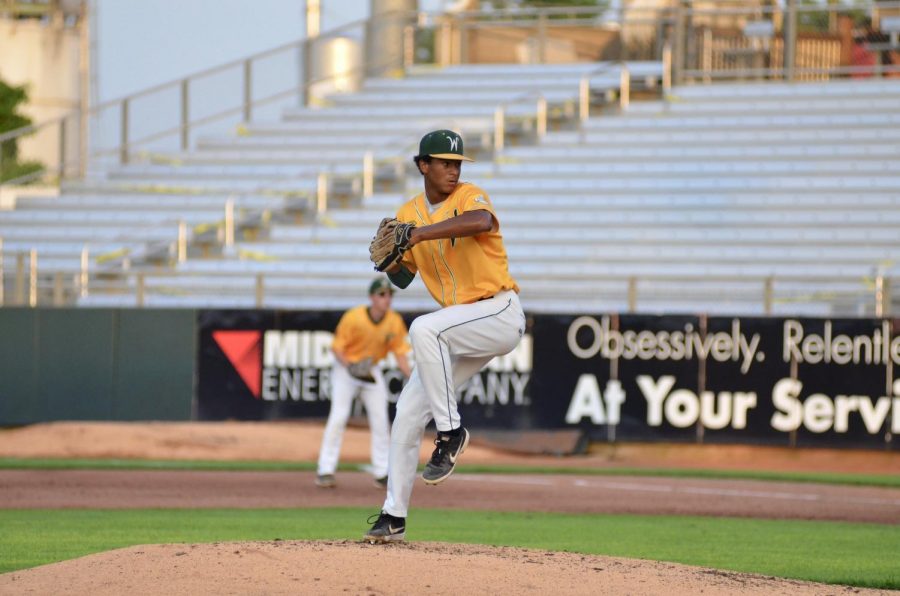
[383,290,525,518]
[317,362,390,478]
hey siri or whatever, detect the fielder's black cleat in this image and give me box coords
[373,475,388,489]
[364,511,406,544]
[315,474,336,488]
[422,427,469,485]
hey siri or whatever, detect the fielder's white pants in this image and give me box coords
[383,290,525,518]
[317,362,390,478]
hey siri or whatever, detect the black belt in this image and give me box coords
[477,294,495,302]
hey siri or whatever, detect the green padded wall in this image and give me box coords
[0,308,196,424]
[38,309,116,420]
[112,309,195,420]
[0,308,39,422]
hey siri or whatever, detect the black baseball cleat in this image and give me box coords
[373,475,388,489]
[422,427,469,485]
[364,511,406,544]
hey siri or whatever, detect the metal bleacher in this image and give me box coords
[2,60,899,315]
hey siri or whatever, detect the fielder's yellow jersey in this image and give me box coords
[332,306,410,363]
[396,182,519,307]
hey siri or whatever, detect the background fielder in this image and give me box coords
[316,277,412,489]
[365,129,525,542]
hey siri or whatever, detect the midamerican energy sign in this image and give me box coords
[197,310,898,448]
[196,309,531,424]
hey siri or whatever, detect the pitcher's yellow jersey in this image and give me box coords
[332,306,410,363]
[396,182,519,307]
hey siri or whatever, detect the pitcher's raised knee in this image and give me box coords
[408,317,442,353]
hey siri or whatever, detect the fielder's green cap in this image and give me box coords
[417,129,474,162]
[368,276,394,295]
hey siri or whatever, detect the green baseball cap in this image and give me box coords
[368,276,394,295]
[417,129,474,162]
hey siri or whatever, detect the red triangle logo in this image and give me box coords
[212,330,262,398]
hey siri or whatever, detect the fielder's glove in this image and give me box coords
[369,217,415,272]
[347,357,375,382]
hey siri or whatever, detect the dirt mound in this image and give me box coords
[0,540,884,596]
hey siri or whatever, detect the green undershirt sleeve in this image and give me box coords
[387,265,415,289]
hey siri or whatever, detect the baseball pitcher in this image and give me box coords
[365,130,525,543]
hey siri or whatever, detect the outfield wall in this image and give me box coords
[0,308,195,424]
[1,307,897,450]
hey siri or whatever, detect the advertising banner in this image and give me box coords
[198,309,339,420]
[197,308,533,423]
[551,314,898,448]
[197,309,898,448]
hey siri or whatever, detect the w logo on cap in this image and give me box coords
[418,129,474,162]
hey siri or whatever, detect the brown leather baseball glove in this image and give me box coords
[347,357,375,382]
[369,217,415,272]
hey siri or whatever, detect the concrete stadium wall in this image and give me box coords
[0,308,195,424]
[0,19,82,171]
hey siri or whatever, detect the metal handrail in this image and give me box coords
[0,10,419,177]
[490,90,549,152]
[0,114,68,145]
[70,270,888,285]
[2,265,891,314]
[89,85,300,158]
[91,12,383,110]
[578,61,637,123]
[7,8,408,129]
[105,44,404,164]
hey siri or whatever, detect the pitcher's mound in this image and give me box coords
[0,540,880,595]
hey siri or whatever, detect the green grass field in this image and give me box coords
[1,508,897,589]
